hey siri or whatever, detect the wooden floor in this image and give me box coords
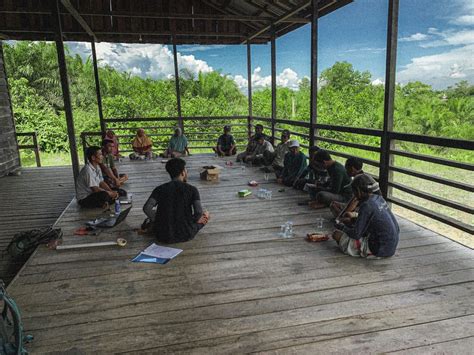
[0,166,75,285]
[6,156,474,353]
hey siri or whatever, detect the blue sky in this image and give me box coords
[69,0,473,90]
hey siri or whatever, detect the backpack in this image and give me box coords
[0,281,33,354]
[6,227,62,259]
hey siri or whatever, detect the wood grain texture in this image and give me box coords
[0,166,74,285]
[6,156,474,353]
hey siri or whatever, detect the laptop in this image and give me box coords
[86,206,132,228]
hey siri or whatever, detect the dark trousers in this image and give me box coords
[78,191,114,208]
[214,146,237,156]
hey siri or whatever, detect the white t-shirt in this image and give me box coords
[76,162,104,201]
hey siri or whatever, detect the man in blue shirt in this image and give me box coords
[332,174,400,258]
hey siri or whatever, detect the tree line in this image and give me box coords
[4,41,473,161]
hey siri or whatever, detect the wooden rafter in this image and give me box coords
[60,0,97,42]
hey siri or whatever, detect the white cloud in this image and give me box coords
[232,67,303,92]
[420,29,474,48]
[179,45,227,52]
[399,33,429,42]
[371,78,384,86]
[451,15,474,26]
[397,44,474,89]
[344,47,385,53]
[69,42,213,80]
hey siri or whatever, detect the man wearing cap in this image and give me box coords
[244,133,274,165]
[309,150,352,209]
[294,145,329,191]
[331,173,400,258]
[277,140,307,186]
[215,125,236,156]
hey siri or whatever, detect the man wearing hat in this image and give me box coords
[331,173,400,258]
[277,140,307,186]
[215,125,236,156]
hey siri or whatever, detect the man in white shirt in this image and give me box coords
[244,134,274,166]
[76,146,119,208]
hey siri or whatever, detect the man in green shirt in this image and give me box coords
[310,150,352,209]
[101,139,128,188]
[277,140,307,186]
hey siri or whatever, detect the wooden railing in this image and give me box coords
[16,131,41,167]
[80,115,473,235]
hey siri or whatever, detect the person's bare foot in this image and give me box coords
[197,211,210,225]
[332,230,343,243]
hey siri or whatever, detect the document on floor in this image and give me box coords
[132,243,183,264]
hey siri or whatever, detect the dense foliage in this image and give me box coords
[4,42,473,162]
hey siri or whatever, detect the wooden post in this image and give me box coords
[53,0,80,181]
[270,28,276,143]
[379,0,399,199]
[309,0,319,147]
[172,37,183,132]
[33,132,41,167]
[91,40,105,136]
[247,41,253,139]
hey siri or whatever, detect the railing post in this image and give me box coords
[91,40,105,136]
[309,0,319,147]
[172,36,183,132]
[247,41,253,139]
[379,0,399,199]
[32,132,41,167]
[53,0,80,182]
[270,27,276,144]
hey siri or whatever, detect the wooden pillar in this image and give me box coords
[270,28,276,143]
[172,37,183,132]
[53,0,80,181]
[379,0,399,199]
[247,41,253,138]
[91,40,105,136]
[309,0,319,147]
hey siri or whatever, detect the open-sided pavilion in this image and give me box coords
[0,0,473,352]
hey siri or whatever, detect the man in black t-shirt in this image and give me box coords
[143,158,209,243]
[214,125,237,156]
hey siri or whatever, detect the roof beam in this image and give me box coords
[60,0,97,42]
[243,0,312,43]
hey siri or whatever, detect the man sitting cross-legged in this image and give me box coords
[330,156,365,218]
[76,146,119,208]
[277,140,307,186]
[331,174,400,258]
[101,139,128,189]
[309,150,352,209]
[236,124,269,162]
[214,125,237,156]
[142,158,210,244]
[244,133,274,166]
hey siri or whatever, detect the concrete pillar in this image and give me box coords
[0,41,20,177]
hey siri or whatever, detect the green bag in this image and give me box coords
[6,227,62,259]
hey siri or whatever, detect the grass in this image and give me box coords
[19,147,473,249]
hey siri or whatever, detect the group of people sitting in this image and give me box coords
[75,124,399,259]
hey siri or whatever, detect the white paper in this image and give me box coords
[142,243,183,259]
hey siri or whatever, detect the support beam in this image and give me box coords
[60,0,97,42]
[271,29,277,143]
[91,40,105,135]
[309,0,319,147]
[244,1,311,43]
[247,42,253,139]
[53,0,80,180]
[379,0,399,199]
[172,37,183,131]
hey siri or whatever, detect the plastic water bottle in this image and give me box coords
[114,199,121,215]
[286,221,293,237]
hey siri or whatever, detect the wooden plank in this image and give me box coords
[4,155,473,353]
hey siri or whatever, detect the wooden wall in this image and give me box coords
[0,41,20,177]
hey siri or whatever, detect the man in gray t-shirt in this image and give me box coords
[76,146,118,208]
